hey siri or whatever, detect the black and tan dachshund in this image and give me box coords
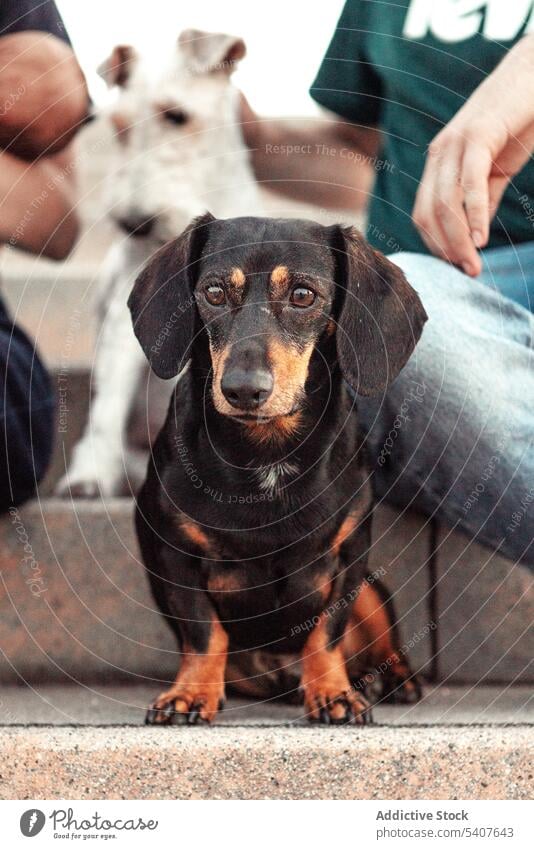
[128,213,427,725]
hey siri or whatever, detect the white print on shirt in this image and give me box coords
[403,0,534,42]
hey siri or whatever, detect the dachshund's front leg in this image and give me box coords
[146,611,228,725]
[142,536,229,725]
[300,575,373,727]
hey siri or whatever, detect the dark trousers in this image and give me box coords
[0,295,55,511]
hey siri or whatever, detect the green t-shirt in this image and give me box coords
[310,0,534,254]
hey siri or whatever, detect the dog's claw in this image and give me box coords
[145,689,223,726]
[144,699,186,726]
[306,690,373,726]
[318,704,331,725]
[360,703,373,725]
[329,698,352,725]
[187,705,203,725]
[145,706,158,725]
[309,695,373,725]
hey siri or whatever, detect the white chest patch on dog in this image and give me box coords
[255,461,299,495]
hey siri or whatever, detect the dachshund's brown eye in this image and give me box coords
[205,285,226,306]
[290,286,316,308]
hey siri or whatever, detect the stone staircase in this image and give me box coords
[0,253,532,800]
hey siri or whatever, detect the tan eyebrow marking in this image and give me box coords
[230,267,246,287]
[270,265,290,302]
[270,265,289,287]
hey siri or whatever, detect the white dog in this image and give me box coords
[57,30,263,497]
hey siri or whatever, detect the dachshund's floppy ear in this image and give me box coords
[332,226,427,396]
[128,212,215,379]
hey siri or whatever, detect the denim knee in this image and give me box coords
[0,306,55,511]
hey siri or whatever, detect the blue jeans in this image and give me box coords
[359,246,534,570]
[479,240,534,312]
[0,295,55,511]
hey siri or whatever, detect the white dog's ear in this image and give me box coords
[97,45,137,88]
[178,29,246,74]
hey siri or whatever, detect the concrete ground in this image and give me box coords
[0,684,532,799]
[1,683,532,726]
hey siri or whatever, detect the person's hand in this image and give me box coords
[412,34,534,276]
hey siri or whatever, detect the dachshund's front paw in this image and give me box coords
[303,685,373,725]
[145,685,225,726]
[301,641,373,725]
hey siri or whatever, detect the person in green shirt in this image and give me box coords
[242,0,534,568]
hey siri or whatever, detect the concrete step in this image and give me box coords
[5,725,531,800]
[434,525,534,684]
[0,499,172,684]
[0,684,531,799]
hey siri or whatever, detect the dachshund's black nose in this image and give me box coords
[117,215,155,237]
[221,367,273,410]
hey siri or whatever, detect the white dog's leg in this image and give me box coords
[56,287,147,498]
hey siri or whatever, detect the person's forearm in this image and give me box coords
[0,32,88,159]
[244,113,381,210]
[0,147,78,259]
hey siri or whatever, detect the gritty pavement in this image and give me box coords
[0,725,532,800]
[0,684,532,799]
